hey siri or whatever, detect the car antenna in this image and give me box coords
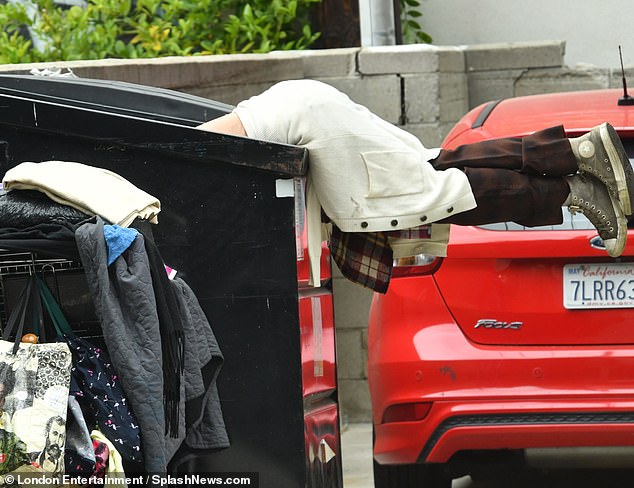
[618,45,634,106]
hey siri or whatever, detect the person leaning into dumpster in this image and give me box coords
[197,79,634,293]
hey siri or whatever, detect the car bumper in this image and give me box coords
[369,285,634,465]
[374,399,634,464]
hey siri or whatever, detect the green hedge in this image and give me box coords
[0,0,321,64]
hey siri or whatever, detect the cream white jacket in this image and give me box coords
[234,80,476,284]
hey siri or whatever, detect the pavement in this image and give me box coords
[340,423,474,488]
[341,423,374,488]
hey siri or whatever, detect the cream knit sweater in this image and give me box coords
[3,161,160,227]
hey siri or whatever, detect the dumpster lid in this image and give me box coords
[0,74,232,126]
[0,75,307,177]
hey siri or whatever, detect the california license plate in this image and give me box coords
[563,263,634,309]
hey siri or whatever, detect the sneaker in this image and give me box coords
[567,174,626,257]
[570,122,634,215]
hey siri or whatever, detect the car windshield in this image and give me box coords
[479,138,634,231]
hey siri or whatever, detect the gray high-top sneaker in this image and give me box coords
[570,122,634,215]
[567,174,626,257]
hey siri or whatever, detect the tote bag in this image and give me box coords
[37,276,143,465]
[0,274,71,475]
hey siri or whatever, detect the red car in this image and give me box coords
[368,88,634,487]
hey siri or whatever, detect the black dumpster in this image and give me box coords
[0,74,343,488]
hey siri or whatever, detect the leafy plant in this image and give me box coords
[0,2,38,64]
[399,0,431,44]
[0,0,321,63]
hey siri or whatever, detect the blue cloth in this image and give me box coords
[103,225,139,265]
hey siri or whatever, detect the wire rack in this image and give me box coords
[0,250,102,341]
[0,250,82,276]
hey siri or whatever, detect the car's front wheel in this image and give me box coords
[373,459,452,488]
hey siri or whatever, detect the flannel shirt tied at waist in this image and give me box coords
[328,225,433,294]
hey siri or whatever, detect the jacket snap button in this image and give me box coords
[361,221,368,228]
[447,206,454,213]
[391,219,398,226]
[420,216,427,222]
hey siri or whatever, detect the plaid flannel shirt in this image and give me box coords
[328,225,432,294]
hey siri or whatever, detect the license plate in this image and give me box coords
[563,263,634,309]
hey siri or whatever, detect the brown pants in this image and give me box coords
[432,125,576,227]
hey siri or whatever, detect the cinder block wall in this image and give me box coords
[1,40,630,422]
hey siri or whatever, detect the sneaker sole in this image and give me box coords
[600,123,633,215]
